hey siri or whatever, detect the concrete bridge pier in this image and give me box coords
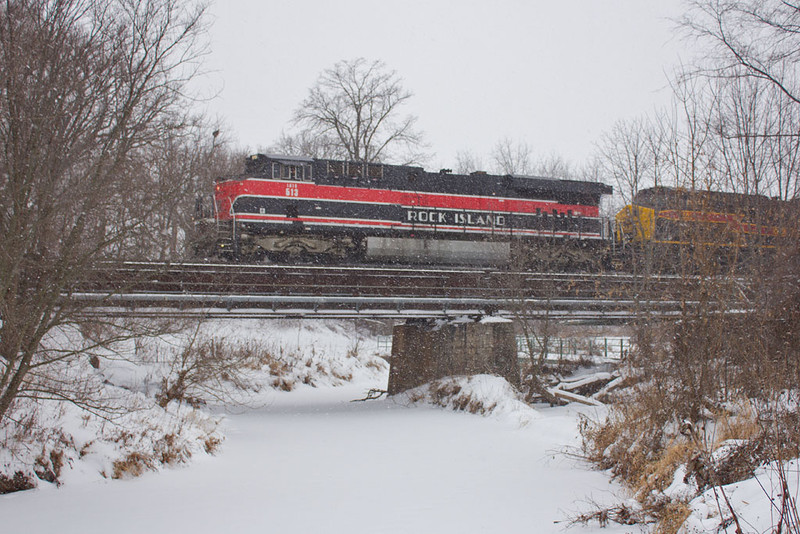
[387,317,520,395]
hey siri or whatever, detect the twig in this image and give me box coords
[351,389,386,402]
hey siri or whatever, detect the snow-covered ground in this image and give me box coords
[1,316,631,533]
[4,318,793,533]
[1,380,630,534]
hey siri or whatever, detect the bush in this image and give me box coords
[580,329,800,533]
[156,338,269,407]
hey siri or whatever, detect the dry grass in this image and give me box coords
[156,337,360,404]
[580,405,697,533]
[110,432,197,479]
[407,379,500,415]
[33,448,66,484]
[111,452,154,479]
[366,359,387,371]
[155,433,185,465]
[331,369,353,382]
[580,387,672,485]
[713,402,761,444]
[203,435,222,454]
[580,378,769,533]
[581,380,800,533]
[653,501,691,534]
[267,358,290,376]
[0,472,35,494]
[272,377,295,391]
[571,502,649,527]
[637,440,695,499]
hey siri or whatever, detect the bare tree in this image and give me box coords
[291,58,425,164]
[0,0,208,422]
[453,149,485,174]
[533,153,575,179]
[114,119,242,260]
[766,88,800,199]
[683,0,800,104]
[490,137,533,175]
[704,75,800,200]
[266,129,344,160]
[596,118,653,202]
[710,76,781,196]
[668,75,719,191]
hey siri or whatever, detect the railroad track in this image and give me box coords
[67,261,733,320]
[81,261,694,298]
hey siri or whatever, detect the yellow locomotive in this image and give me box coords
[615,187,795,267]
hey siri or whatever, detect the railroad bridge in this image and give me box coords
[74,261,713,320]
[71,261,746,393]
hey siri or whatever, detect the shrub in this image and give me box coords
[580,335,800,534]
[157,338,267,407]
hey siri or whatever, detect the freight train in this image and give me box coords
[194,153,796,269]
[193,153,613,268]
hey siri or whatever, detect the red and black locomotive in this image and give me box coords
[195,153,613,266]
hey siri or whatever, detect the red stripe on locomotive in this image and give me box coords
[214,179,600,220]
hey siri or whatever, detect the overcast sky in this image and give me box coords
[200,0,693,171]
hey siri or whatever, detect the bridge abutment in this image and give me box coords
[387,318,520,395]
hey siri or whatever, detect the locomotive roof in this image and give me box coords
[243,153,610,191]
[633,186,786,212]
[252,153,315,165]
[507,174,613,196]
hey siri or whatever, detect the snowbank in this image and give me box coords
[393,374,541,427]
[0,379,222,491]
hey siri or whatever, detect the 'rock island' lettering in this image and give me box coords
[406,209,505,227]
